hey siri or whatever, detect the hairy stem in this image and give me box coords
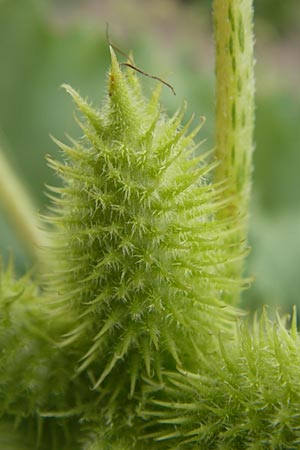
[213,0,255,300]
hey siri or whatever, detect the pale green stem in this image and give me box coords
[0,148,46,261]
[213,0,255,299]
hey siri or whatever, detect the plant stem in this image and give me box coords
[213,0,255,299]
[0,148,46,262]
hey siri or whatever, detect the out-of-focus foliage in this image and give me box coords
[254,0,300,36]
[0,0,108,207]
[0,0,109,269]
[0,0,299,314]
[180,0,300,37]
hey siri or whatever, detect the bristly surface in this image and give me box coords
[1,39,298,450]
[44,47,245,422]
[139,310,300,449]
[0,261,87,449]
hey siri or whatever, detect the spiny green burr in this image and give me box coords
[44,46,243,422]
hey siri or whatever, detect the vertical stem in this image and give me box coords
[213,0,255,300]
[0,148,46,262]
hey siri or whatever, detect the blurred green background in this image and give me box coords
[0,0,299,315]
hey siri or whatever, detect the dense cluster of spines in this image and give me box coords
[0,36,299,449]
[45,47,243,404]
[0,262,86,449]
[139,310,300,449]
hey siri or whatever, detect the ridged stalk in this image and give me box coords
[214,0,255,300]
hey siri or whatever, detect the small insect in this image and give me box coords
[106,23,176,96]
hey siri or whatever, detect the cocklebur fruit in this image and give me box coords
[139,310,300,449]
[45,47,245,421]
[0,261,84,449]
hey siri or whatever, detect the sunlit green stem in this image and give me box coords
[0,148,46,261]
[213,0,255,300]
